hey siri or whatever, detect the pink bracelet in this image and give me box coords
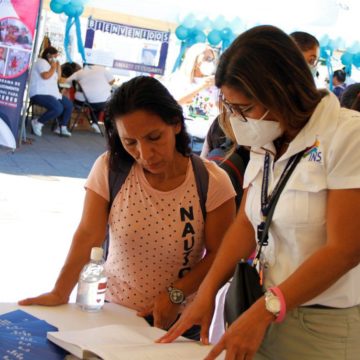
[269,286,286,323]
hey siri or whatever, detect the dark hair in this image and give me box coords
[340,83,360,111]
[41,46,58,62]
[105,76,191,170]
[333,69,346,83]
[290,31,320,52]
[61,62,81,78]
[216,25,327,136]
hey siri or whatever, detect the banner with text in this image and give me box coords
[0,0,41,148]
[84,18,170,75]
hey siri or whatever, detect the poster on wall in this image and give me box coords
[0,0,41,149]
[84,18,170,75]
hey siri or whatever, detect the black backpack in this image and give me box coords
[207,139,249,210]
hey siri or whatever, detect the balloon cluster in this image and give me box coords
[50,0,86,17]
[49,0,87,63]
[175,14,243,50]
[320,35,360,75]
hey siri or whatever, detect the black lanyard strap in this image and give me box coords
[261,152,301,217]
[253,149,306,265]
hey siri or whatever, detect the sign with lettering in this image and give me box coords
[84,18,170,75]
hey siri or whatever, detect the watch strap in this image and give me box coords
[269,286,286,323]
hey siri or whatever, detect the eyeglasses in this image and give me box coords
[308,57,319,67]
[219,94,254,122]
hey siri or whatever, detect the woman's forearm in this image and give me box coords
[279,243,360,311]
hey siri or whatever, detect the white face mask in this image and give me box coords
[199,61,216,76]
[309,64,318,77]
[229,110,283,147]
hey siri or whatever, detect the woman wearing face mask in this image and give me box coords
[163,43,219,146]
[290,31,321,86]
[159,25,360,360]
[29,46,73,137]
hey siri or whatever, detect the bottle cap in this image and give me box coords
[90,247,104,261]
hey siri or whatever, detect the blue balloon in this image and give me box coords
[195,16,211,30]
[353,53,360,68]
[175,25,189,41]
[320,46,330,60]
[188,27,198,39]
[349,41,360,54]
[53,0,70,4]
[199,16,212,31]
[327,39,336,52]
[194,30,206,43]
[319,34,329,48]
[185,37,196,47]
[71,0,85,6]
[220,27,233,41]
[213,15,227,30]
[207,29,222,46]
[333,37,345,50]
[50,0,65,14]
[341,52,353,66]
[195,19,206,31]
[64,3,84,16]
[183,14,197,29]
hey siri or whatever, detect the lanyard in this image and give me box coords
[261,152,299,217]
[257,151,303,246]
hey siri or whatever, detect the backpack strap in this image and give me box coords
[108,155,209,218]
[190,154,209,221]
[108,160,133,210]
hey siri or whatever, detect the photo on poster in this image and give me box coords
[4,48,30,77]
[0,17,32,79]
[141,46,158,67]
[0,17,33,49]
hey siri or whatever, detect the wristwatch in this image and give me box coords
[167,286,185,304]
[264,290,281,318]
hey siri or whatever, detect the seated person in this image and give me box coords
[65,63,115,133]
[29,46,73,137]
[61,62,81,79]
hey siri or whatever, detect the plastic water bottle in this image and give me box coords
[76,247,107,312]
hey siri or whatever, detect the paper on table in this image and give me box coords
[48,324,225,360]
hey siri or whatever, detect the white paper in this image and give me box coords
[48,324,225,360]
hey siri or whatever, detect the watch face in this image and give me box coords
[265,291,281,314]
[169,288,184,304]
[267,297,281,313]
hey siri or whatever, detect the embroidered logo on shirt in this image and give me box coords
[303,139,322,163]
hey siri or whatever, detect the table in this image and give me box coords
[0,302,147,331]
[0,303,224,359]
